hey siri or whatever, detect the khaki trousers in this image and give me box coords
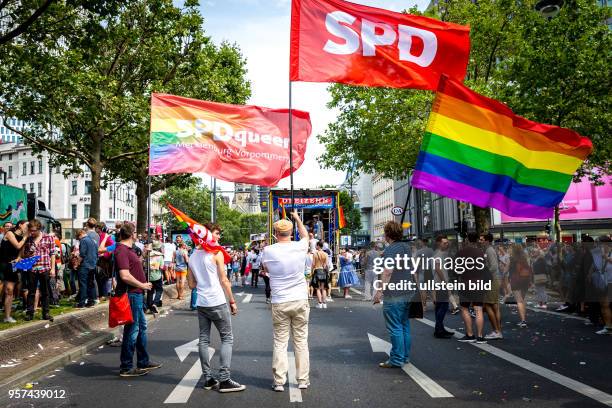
[271,299,310,385]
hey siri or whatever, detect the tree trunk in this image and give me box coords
[135,175,148,234]
[473,205,490,234]
[90,163,101,221]
[89,129,103,221]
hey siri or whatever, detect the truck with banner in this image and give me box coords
[0,184,61,235]
[268,188,342,289]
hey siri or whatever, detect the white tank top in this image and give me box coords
[188,249,226,308]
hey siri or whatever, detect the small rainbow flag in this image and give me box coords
[412,76,592,219]
[167,204,231,263]
[337,206,346,229]
[279,201,287,219]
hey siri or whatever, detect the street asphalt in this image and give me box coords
[1,286,610,408]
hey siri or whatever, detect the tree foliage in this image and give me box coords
[0,0,251,223]
[320,1,610,181]
[339,190,362,234]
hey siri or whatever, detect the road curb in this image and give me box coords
[0,292,185,395]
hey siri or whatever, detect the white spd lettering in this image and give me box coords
[323,11,438,67]
[173,119,289,149]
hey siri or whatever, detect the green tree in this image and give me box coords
[0,0,250,223]
[338,190,362,234]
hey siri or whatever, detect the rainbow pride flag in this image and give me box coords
[412,77,592,219]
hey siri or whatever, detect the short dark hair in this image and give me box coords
[316,241,323,249]
[86,218,97,229]
[384,221,403,241]
[204,222,222,234]
[467,232,480,243]
[481,233,493,243]
[119,223,135,241]
[435,235,448,244]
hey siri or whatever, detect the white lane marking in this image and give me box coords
[243,294,252,303]
[164,347,215,404]
[417,318,612,407]
[350,288,363,295]
[287,351,302,403]
[367,333,453,398]
[175,339,199,362]
[526,306,588,321]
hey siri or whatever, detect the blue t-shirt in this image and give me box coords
[79,235,98,269]
[381,241,415,299]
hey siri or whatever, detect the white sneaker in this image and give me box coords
[273,384,284,392]
[322,303,327,309]
[316,303,323,309]
[3,317,16,323]
[484,331,503,340]
[298,383,310,389]
[327,297,334,302]
[344,295,352,299]
[595,327,612,335]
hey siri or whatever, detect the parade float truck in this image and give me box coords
[268,188,342,290]
[0,184,61,234]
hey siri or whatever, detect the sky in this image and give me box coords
[195,0,430,195]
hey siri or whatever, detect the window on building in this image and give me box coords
[71,180,77,195]
[55,166,60,174]
[22,162,26,175]
[71,204,77,219]
[8,153,12,160]
[85,180,92,195]
[64,230,71,240]
[37,182,42,197]
[109,188,113,199]
[22,184,26,190]
[29,183,34,193]
[8,165,12,179]
[38,159,43,174]
[84,204,91,218]
[30,161,35,175]
[109,208,113,219]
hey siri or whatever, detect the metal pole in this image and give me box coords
[146,175,152,281]
[212,177,217,222]
[113,182,116,219]
[289,81,294,208]
[47,158,52,211]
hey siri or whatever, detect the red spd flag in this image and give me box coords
[149,94,312,186]
[290,0,470,90]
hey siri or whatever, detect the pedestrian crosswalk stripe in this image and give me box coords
[417,318,612,407]
[243,294,252,303]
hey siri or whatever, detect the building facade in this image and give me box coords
[232,183,260,214]
[0,142,137,241]
[371,173,395,240]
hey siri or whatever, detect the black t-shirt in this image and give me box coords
[115,243,146,294]
[0,234,23,263]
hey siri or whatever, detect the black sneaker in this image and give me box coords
[203,378,219,390]
[149,305,159,314]
[42,314,54,322]
[119,368,148,377]
[458,334,476,342]
[434,332,453,339]
[140,362,162,372]
[218,379,246,393]
[476,337,487,344]
[443,330,455,336]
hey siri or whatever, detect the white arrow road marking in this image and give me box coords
[243,294,252,303]
[165,339,215,404]
[368,333,453,398]
[417,318,612,407]
[175,339,199,363]
[287,351,302,403]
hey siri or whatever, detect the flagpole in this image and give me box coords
[146,174,151,282]
[289,80,294,210]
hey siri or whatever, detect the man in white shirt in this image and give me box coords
[187,222,245,393]
[261,211,310,392]
[162,237,176,284]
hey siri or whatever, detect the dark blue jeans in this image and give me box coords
[190,288,197,310]
[383,298,411,366]
[435,302,449,333]
[120,293,150,370]
[77,267,96,306]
